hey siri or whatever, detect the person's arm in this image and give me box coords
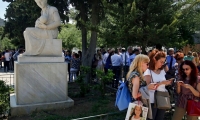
[158,78,173,86]
[144,75,158,90]
[164,65,169,72]
[131,76,141,99]
[183,83,200,97]
[176,81,183,94]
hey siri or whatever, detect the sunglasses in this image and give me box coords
[182,68,189,71]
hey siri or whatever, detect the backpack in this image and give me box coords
[115,81,132,111]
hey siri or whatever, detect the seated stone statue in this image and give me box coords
[23,0,61,56]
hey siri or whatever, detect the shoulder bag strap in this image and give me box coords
[150,70,154,83]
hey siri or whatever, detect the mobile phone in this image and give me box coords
[163,62,168,67]
[170,78,175,81]
[154,84,158,89]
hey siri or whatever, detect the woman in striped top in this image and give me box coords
[172,60,200,120]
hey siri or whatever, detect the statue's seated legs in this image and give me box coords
[23,38,62,57]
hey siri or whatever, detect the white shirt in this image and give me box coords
[143,69,167,103]
[4,52,10,61]
[111,54,122,66]
[103,52,109,65]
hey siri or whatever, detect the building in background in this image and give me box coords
[182,32,200,54]
[0,18,5,26]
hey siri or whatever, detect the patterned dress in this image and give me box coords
[127,71,147,97]
[176,79,200,109]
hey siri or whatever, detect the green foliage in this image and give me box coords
[100,0,200,50]
[0,27,15,50]
[0,37,15,50]
[58,24,82,50]
[0,27,3,36]
[76,66,114,97]
[76,66,91,97]
[95,69,114,97]
[0,80,10,115]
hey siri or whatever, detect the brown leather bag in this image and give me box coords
[154,90,171,109]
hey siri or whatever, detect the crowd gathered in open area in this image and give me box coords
[1,44,200,120]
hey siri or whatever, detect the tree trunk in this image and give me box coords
[80,5,87,58]
[82,0,100,83]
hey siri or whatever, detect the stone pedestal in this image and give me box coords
[18,56,65,63]
[10,62,74,116]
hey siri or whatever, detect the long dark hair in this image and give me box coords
[179,60,198,87]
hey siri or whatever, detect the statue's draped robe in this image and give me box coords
[24,6,58,55]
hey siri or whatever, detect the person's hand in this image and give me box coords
[181,84,192,89]
[159,80,172,86]
[148,83,159,90]
[177,81,184,86]
[168,78,175,84]
[137,92,142,98]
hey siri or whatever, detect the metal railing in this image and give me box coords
[71,111,126,120]
[0,74,14,88]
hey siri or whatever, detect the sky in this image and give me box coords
[0,1,9,19]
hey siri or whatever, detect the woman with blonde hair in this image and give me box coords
[192,52,199,67]
[126,54,150,101]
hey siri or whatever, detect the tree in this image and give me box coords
[58,24,82,50]
[0,26,15,50]
[100,0,200,52]
[2,0,69,47]
[70,0,104,83]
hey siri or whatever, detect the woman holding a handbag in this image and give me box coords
[144,49,173,120]
[172,60,200,120]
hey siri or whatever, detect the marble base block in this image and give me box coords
[11,62,74,116]
[14,62,69,105]
[10,94,74,116]
[18,56,65,63]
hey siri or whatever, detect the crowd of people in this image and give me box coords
[1,46,200,119]
[0,48,24,72]
[124,47,200,120]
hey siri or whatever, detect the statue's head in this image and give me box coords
[35,0,48,9]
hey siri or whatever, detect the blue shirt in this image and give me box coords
[111,54,122,66]
[128,54,136,66]
[166,55,176,69]
[65,55,71,63]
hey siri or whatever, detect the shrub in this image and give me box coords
[0,80,10,116]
